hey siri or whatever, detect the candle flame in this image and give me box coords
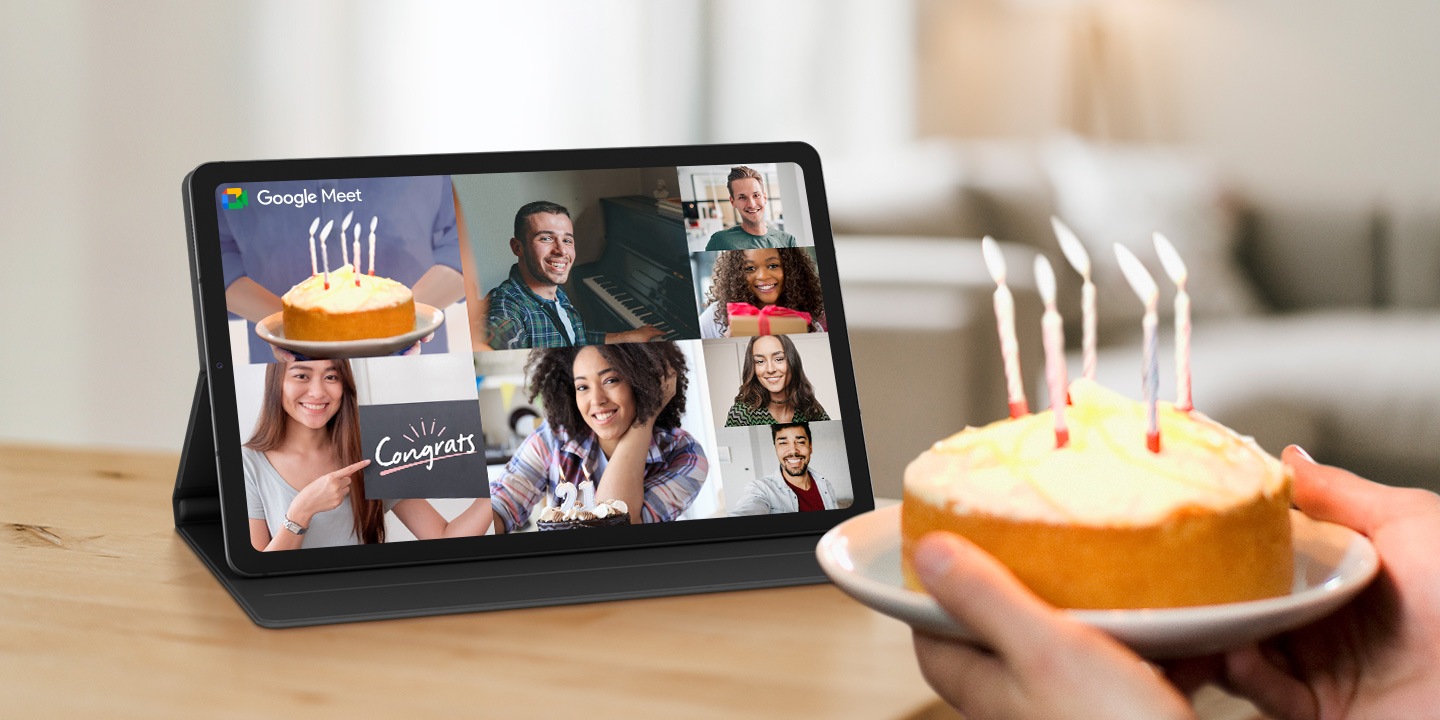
[1114,244,1159,303]
[370,216,378,232]
[1033,254,1058,305]
[341,210,354,232]
[1153,232,1189,286]
[320,219,334,242]
[1050,216,1091,277]
[308,217,319,236]
[982,235,1007,285]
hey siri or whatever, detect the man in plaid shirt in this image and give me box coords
[485,201,662,350]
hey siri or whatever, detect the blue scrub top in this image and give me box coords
[217,176,462,362]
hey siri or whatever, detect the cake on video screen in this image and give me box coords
[282,263,415,342]
[899,230,1294,610]
[536,480,632,531]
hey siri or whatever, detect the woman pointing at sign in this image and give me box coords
[243,359,492,551]
[489,342,709,533]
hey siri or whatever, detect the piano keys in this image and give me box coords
[570,196,703,341]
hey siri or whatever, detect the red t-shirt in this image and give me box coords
[788,475,825,512]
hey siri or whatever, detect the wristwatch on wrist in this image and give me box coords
[282,515,308,536]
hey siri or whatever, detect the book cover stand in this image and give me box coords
[173,373,826,628]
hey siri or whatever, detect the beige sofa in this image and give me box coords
[830,139,1440,498]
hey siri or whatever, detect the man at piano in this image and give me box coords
[485,201,664,349]
[703,166,802,252]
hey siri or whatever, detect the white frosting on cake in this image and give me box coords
[904,380,1288,525]
[282,264,412,313]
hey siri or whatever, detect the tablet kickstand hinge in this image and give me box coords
[173,371,222,526]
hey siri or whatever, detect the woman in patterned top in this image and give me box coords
[699,248,826,339]
[724,334,830,427]
[488,342,709,533]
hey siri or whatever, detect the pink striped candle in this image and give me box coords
[1034,254,1069,447]
[982,236,1028,418]
[1154,232,1192,412]
[1051,216,1097,382]
[1115,244,1161,453]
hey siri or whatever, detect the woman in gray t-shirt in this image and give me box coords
[242,359,492,551]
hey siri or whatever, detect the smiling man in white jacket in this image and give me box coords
[732,422,839,515]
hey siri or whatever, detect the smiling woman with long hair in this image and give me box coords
[700,248,826,338]
[243,359,491,551]
[724,334,830,426]
[488,342,709,534]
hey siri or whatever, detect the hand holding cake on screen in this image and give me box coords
[219,176,465,362]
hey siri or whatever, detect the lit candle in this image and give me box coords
[340,210,354,268]
[307,217,319,276]
[353,224,362,287]
[319,219,334,290]
[1153,232,1192,412]
[579,478,596,511]
[1114,244,1161,453]
[1051,216,1096,381]
[982,236,1028,418]
[1034,255,1069,448]
[368,216,377,276]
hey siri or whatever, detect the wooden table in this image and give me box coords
[0,444,1263,719]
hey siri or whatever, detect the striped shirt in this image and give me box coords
[723,402,830,427]
[489,421,709,534]
[485,264,605,350]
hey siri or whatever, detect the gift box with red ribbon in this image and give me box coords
[727,303,812,337]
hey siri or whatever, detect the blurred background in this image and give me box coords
[3,0,1437,494]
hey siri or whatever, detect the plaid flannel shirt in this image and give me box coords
[489,421,709,534]
[485,264,605,349]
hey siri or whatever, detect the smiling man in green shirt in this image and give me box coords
[704,166,800,251]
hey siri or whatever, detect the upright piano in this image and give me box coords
[570,196,703,340]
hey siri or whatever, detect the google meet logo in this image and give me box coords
[221,187,248,210]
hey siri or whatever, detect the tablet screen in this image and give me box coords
[191,144,873,573]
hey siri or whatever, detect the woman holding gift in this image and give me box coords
[724,334,831,426]
[699,248,827,338]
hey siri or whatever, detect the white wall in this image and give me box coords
[919,0,1440,206]
[0,1,714,451]
[17,0,1432,453]
[0,2,248,451]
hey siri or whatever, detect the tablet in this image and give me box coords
[184,142,875,578]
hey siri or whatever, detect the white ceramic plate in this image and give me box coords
[255,304,444,359]
[816,504,1379,659]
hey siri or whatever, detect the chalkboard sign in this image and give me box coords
[359,400,489,499]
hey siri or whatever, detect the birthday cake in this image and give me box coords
[900,380,1293,609]
[282,264,415,342]
[536,481,631,531]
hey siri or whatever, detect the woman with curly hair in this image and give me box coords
[724,334,831,426]
[489,342,710,533]
[244,359,492,551]
[699,248,827,338]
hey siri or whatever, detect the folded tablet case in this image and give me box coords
[175,373,827,627]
